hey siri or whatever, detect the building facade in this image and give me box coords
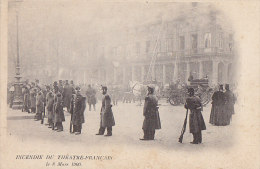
[84,3,236,87]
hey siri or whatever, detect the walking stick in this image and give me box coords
[178,109,189,143]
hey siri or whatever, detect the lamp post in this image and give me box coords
[11,1,23,109]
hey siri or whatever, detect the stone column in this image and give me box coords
[122,67,126,84]
[186,62,190,83]
[199,61,204,78]
[223,63,229,84]
[141,66,145,83]
[212,60,219,85]
[131,65,135,81]
[173,63,179,82]
[162,64,166,85]
[113,67,117,84]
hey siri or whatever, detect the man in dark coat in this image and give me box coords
[223,84,236,125]
[35,90,44,121]
[58,80,64,96]
[63,80,74,112]
[23,86,31,113]
[46,86,54,129]
[140,85,161,141]
[71,87,86,135]
[30,85,37,113]
[185,88,206,144]
[54,92,65,132]
[86,85,97,111]
[209,85,226,126]
[96,86,115,136]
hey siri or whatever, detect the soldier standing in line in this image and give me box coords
[35,89,44,121]
[54,91,65,132]
[96,86,115,136]
[140,85,161,141]
[184,88,206,144]
[71,87,86,135]
[23,86,31,113]
[46,86,54,128]
[30,83,37,114]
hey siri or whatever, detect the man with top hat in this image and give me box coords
[209,84,225,126]
[184,88,206,144]
[52,82,60,130]
[63,80,74,112]
[223,84,236,125]
[46,85,55,128]
[96,86,115,136]
[140,85,161,141]
[71,86,86,135]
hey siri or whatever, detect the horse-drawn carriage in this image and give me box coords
[162,78,214,106]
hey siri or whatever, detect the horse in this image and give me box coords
[129,81,160,106]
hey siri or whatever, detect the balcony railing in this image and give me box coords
[155,47,233,58]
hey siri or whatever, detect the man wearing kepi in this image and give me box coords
[184,88,206,144]
[35,89,44,121]
[96,86,115,136]
[71,86,86,135]
[54,91,65,132]
[140,85,161,141]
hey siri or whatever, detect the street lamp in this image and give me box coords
[10,0,23,109]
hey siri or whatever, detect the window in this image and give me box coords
[191,34,198,49]
[179,36,185,50]
[204,33,211,48]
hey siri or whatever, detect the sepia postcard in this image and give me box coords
[0,0,259,169]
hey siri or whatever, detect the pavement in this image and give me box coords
[7,99,235,149]
[2,99,239,169]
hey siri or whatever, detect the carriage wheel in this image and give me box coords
[200,91,210,106]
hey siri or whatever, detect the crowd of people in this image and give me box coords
[210,84,236,126]
[7,78,236,144]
